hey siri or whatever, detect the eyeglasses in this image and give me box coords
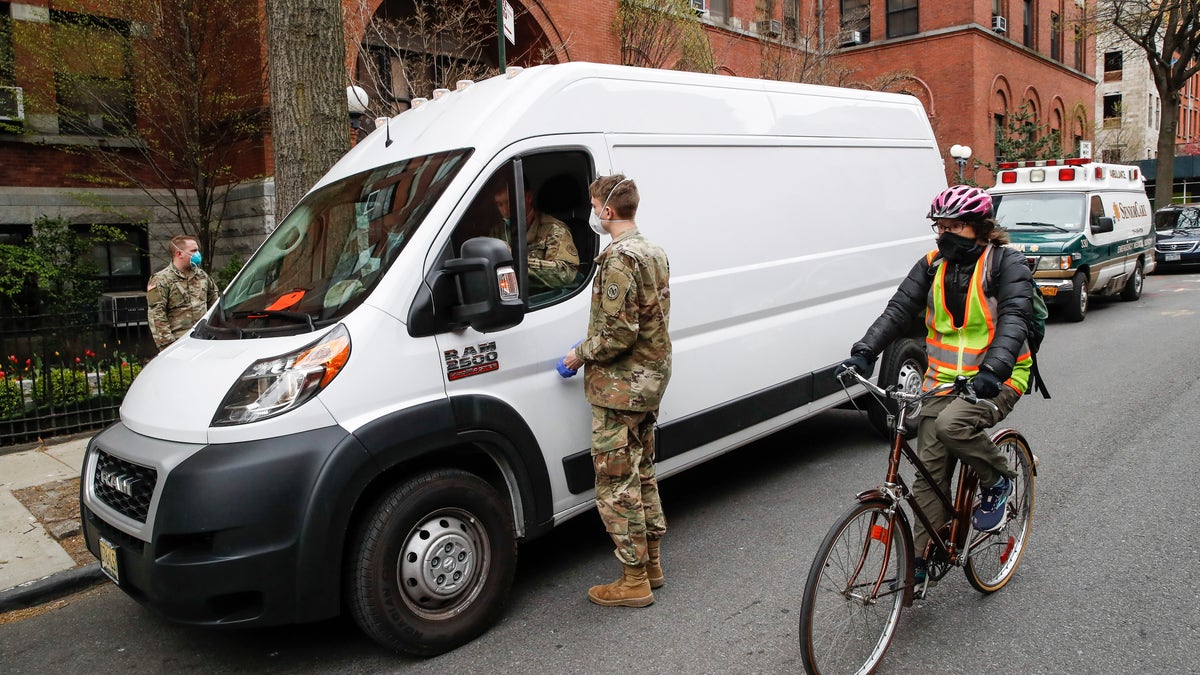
[931,221,968,234]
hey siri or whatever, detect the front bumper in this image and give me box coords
[1033,278,1074,304]
[81,422,369,626]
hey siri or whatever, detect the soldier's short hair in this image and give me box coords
[170,234,197,254]
[589,174,638,219]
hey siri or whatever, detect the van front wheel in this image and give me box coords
[348,468,517,656]
[1120,260,1144,301]
[1062,271,1088,322]
[868,337,927,437]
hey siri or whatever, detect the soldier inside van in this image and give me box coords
[486,177,580,292]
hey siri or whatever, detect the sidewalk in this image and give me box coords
[0,433,104,607]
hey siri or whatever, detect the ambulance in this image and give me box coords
[78,62,946,655]
[989,159,1155,322]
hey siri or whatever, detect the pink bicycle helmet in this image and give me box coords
[928,185,993,221]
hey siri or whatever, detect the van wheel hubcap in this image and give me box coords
[397,510,487,616]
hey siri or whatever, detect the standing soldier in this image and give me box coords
[561,174,672,608]
[147,235,219,351]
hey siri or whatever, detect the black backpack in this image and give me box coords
[930,246,1051,398]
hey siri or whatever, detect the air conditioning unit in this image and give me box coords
[838,30,864,47]
[992,15,1008,34]
[0,86,24,123]
[756,19,783,37]
[690,0,706,15]
[98,291,149,327]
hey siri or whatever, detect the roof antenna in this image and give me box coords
[384,118,392,148]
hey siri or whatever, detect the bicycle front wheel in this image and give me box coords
[965,429,1036,593]
[799,499,910,675]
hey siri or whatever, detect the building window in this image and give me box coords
[51,11,135,136]
[1023,0,1033,48]
[0,4,13,87]
[708,0,729,21]
[75,224,149,294]
[994,113,1006,162]
[1074,25,1085,70]
[783,0,800,43]
[1050,13,1061,61]
[1104,50,1123,80]
[886,0,918,38]
[1103,93,1122,128]
[840,0,870,45]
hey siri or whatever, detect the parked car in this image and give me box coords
[1154,203,1200,269]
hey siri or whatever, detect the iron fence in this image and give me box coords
[0,310,156,446]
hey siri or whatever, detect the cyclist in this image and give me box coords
[838,185,1035,583]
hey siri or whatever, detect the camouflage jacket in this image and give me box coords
[576,227,672,411]
[526,213,580,291]
[147,264,219,350]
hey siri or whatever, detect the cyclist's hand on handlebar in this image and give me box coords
[837,353,876,380]
[970,370,1002,399]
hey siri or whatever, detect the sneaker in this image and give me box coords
[972,475,1013,532]
[890,558,926,591]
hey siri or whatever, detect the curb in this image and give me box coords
[0,563,107,613]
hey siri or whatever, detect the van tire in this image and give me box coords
[1062,270,1088,322]
[868,338,927,437]
[1120,260,1144,301]
[347,468,517,656]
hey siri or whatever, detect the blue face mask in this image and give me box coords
[189,251,202,267]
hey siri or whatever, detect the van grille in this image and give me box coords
[93,450,156,523]
[1157,241,1197,253]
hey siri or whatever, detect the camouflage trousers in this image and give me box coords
[591,405,667,567]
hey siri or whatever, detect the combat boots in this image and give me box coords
[587,564,654,607]
[646,539,664,589]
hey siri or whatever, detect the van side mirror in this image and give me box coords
[442,237,525,333]
[1092,216,1114,234]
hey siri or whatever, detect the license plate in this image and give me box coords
[1039,285,1058,297]
[99,537,120,585]
[1165,253,1181,261]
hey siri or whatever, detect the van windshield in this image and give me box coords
[203,148,472,338]
[993,193,1086,232]
[1155,207,1200,232]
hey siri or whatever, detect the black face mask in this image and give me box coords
[937,232,983,263]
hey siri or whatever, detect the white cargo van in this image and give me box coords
[80,63,945,655]
[989,159,1155,322]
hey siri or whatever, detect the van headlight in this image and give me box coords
[1035,255,1072,271]
[212,324,351,426]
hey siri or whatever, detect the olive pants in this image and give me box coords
[591,406,667,567]
[911,385,1021,556]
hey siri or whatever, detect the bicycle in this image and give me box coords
[797,369,1037,675]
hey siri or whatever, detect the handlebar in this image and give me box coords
[837,367,999,412]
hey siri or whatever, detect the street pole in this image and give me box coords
[497,0,506,74]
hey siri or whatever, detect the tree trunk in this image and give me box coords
[1155,88,1181,211]
[264,0,350,219]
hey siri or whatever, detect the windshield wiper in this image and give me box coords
[1013,221,1070,232]
[230,309,315,331]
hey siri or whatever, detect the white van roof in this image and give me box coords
[989,158,1146,193]
[318,62,938,189]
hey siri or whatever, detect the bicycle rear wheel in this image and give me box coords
[799,499,910,675]
[965,429,1036,593]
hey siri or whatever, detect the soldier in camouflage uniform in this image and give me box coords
[562,175,671,608]
[147,235,219,351]
[491,182,580,291]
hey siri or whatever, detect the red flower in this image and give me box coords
[24,359,31,367]
[0,371,5,378]
[121,362,129,367]
[7,355,15,363]
[75,357,81,364]
[85,349,96,358]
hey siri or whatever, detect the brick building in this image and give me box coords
[1,0,1096,291]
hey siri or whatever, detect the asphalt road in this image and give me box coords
[2,270,1198,674]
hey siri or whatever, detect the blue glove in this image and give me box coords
[837,353,876,379]
[556,358,577,378]
[971,370,1002,399]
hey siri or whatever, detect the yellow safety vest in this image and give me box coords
[923,246,1031,394]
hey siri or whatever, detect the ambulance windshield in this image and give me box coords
[203,148,472,338]
[993,193,1086,232]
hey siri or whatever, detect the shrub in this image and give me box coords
[0,377,26,418]
[100,362,143,396]
[34,367,92,407]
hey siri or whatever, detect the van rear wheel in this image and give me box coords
[1120,260,1144,301]
[868,338,927,437]
[347,468,517,656]
[1062,270,1088,322]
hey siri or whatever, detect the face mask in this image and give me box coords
[589,178,630,237]
[189,251,202,267]
[936,232,981,263]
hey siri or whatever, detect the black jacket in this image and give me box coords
[852,244,1033,381]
